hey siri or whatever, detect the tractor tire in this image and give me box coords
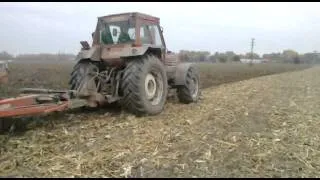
[177,66,200,103]
[69,60,99,92]
[120,55,168,116]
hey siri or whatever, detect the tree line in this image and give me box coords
[0,49,319,64]
[0,51,76,63]
[178,49,320,64]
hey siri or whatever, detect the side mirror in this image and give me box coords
[160,26,164,33]
[91,32,95,38]
[112,28,118,36]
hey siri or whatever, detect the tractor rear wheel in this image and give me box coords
[177,66,200,103]
[69,60,100,94]
[120,55,168,115]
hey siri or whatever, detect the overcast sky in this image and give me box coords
[0,2,319,56]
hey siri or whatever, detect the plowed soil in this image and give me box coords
[1,62,318,178]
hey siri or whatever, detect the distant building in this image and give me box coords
[240,58,269,64]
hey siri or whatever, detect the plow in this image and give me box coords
[0,12,201,130]
[0,88,86,119]
[0,88,89,131]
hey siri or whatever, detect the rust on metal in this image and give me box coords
[0,95,38,107]
[0,102,69,118]
[0,90,76,118]
[98,12,159,23]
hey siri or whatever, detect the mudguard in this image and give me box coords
[75,45,101,62]
[174,63,198,86]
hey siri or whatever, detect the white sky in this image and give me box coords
[0,2,319,56]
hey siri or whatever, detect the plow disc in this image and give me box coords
[0,88,87,119]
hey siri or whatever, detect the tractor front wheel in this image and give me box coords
[120,55,168,115]
[177,66,200,103]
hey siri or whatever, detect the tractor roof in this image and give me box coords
[98,12,159,23]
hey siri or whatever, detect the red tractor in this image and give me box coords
[0,12,201,122]
[69,12,201,115]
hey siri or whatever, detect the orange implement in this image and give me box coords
[0,88,88,119]
[0,94,70,118]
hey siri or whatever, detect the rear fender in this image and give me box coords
[174,63,197,86]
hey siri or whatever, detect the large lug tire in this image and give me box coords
[177,66,200,104]
[69,60,100,93]
[120,55,168,116]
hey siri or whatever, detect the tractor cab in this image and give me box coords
[92,12,165,47]
[77,12,169,65]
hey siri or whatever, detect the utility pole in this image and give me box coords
[250,38,255,65]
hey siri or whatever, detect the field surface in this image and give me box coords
[0,62,319,177]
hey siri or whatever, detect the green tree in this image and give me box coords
[218,54,227,63]
[293,56,300,64]
[233,55,241,62]
[209,55,217,63]
[245,52,260,59]
[282,49,298,63]
[0,51,14,60]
